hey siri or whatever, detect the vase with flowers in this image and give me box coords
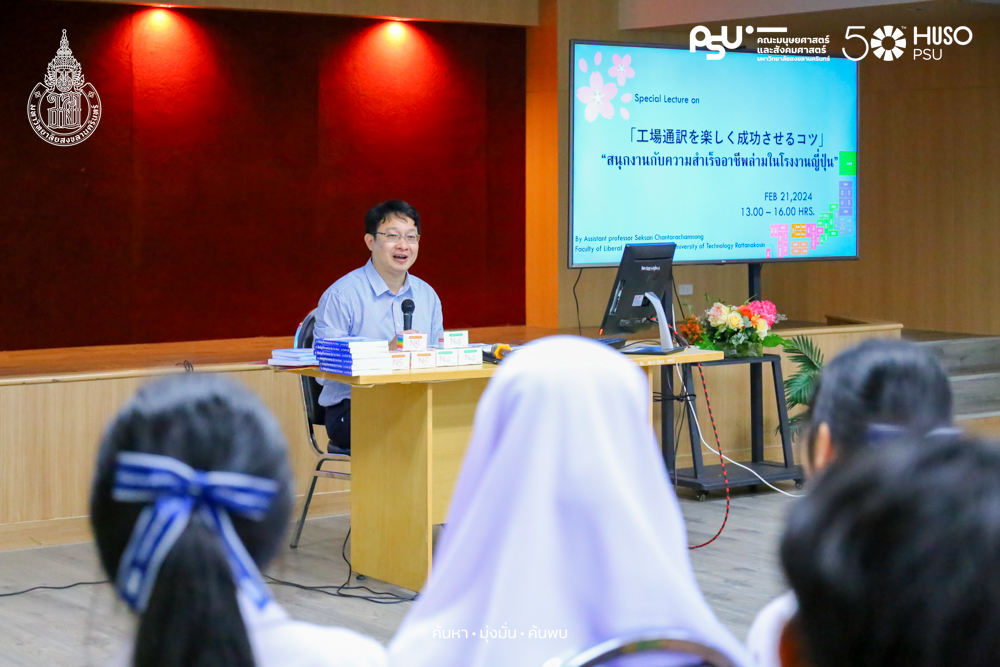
[678,299,786,357]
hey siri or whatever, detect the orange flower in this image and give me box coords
[737,304,753,319]
[679,315,703,343]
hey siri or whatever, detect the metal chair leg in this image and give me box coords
[291,473,321,548]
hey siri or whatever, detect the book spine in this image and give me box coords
[314,352,389,362]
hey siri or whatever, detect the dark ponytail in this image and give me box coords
[90,375,294,667]
[135,518,254,667]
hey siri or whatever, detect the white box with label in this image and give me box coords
[437,330,470,349]
[390,352,411,370]
[396,333,428,351]
[434,349,459,367]
[410,350,436,369]
[458,347,483,365]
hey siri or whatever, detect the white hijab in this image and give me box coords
[388,336,752,667]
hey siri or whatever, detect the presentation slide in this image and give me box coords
[571,42,858,267]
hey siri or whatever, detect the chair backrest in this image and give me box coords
[545,631,737,667]
[295,309,326,455]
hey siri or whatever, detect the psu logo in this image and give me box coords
[690,24,787,60]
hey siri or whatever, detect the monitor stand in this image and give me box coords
[621,292,685,355]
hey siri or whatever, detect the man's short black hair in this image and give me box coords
[805,338,952,462]
[364,200,421,237]
[781,434,1000,667]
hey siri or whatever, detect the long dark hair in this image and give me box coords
[90,375,294,667]
[806,338,952,461]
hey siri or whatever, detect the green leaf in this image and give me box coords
[783,335,824,372]
[762,333,786,348]
[774,412,812,441]
[784,371,816,408]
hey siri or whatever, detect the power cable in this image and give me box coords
[573,268,584,335]
[685,363,731,550]
[266,528,416,604]
[0,580,106,598]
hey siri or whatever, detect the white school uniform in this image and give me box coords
[387,336,753,667]
[110,593,386,667]
[746,591,799,667]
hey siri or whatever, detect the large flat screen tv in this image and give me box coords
[570,40,859,268]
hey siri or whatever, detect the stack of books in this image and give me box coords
[268,348,318,367]
[314,337,392,375]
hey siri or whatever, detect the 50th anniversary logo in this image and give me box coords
[27,30,101,146]
[690,24,974,61]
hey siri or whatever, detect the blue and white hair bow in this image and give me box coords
[112,451,280,613]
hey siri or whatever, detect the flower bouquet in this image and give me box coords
[679,299,786,357]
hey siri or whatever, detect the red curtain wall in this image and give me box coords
[0,2,526,351]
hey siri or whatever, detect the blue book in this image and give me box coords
[314,349,390,360]
[315,337,388,349]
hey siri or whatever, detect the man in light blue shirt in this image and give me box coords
[315,200,444,454]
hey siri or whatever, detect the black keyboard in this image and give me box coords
[597,337,628,349]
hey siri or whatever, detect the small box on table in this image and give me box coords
[434,349,459,367]
[458,347,483,365]
[410,350,436,369]
[396,333,428,351]
[390,352,411,370]
[437,330,470,349]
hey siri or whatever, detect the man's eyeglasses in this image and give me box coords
[377,232,420,244]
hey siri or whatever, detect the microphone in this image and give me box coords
[401,299,415,331]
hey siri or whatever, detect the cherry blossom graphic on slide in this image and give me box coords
[576,71,618,122]
[620,92,632,119]
[608,53,635,86]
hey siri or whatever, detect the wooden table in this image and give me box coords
[287,346,722,592]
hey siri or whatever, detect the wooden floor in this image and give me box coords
[0,484,795,666]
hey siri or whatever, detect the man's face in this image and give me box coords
[365,214,420,277]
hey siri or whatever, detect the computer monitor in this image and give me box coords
[598,243,682,354]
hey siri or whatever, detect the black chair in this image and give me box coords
[290,309,351,549]
[543,631,737,667]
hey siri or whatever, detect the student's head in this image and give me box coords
[805,338,952,471]
[364,200,421,277]
[90,374,294,667]
[779,434,1000,667]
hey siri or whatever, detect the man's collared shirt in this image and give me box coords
[315,259,444,406]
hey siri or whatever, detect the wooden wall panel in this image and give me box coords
[545,0,998,337]
[767,20,1000,334]
[0,367,349,550]
[525,0,561,328]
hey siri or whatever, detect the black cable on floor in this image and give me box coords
[267,528,416,604]
[0,580,106,598]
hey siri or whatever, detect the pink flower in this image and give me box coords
[608,53,635,86]
[576,72,617,122]
[749,300,779,326]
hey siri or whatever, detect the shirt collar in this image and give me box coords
[363,259,411,297]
